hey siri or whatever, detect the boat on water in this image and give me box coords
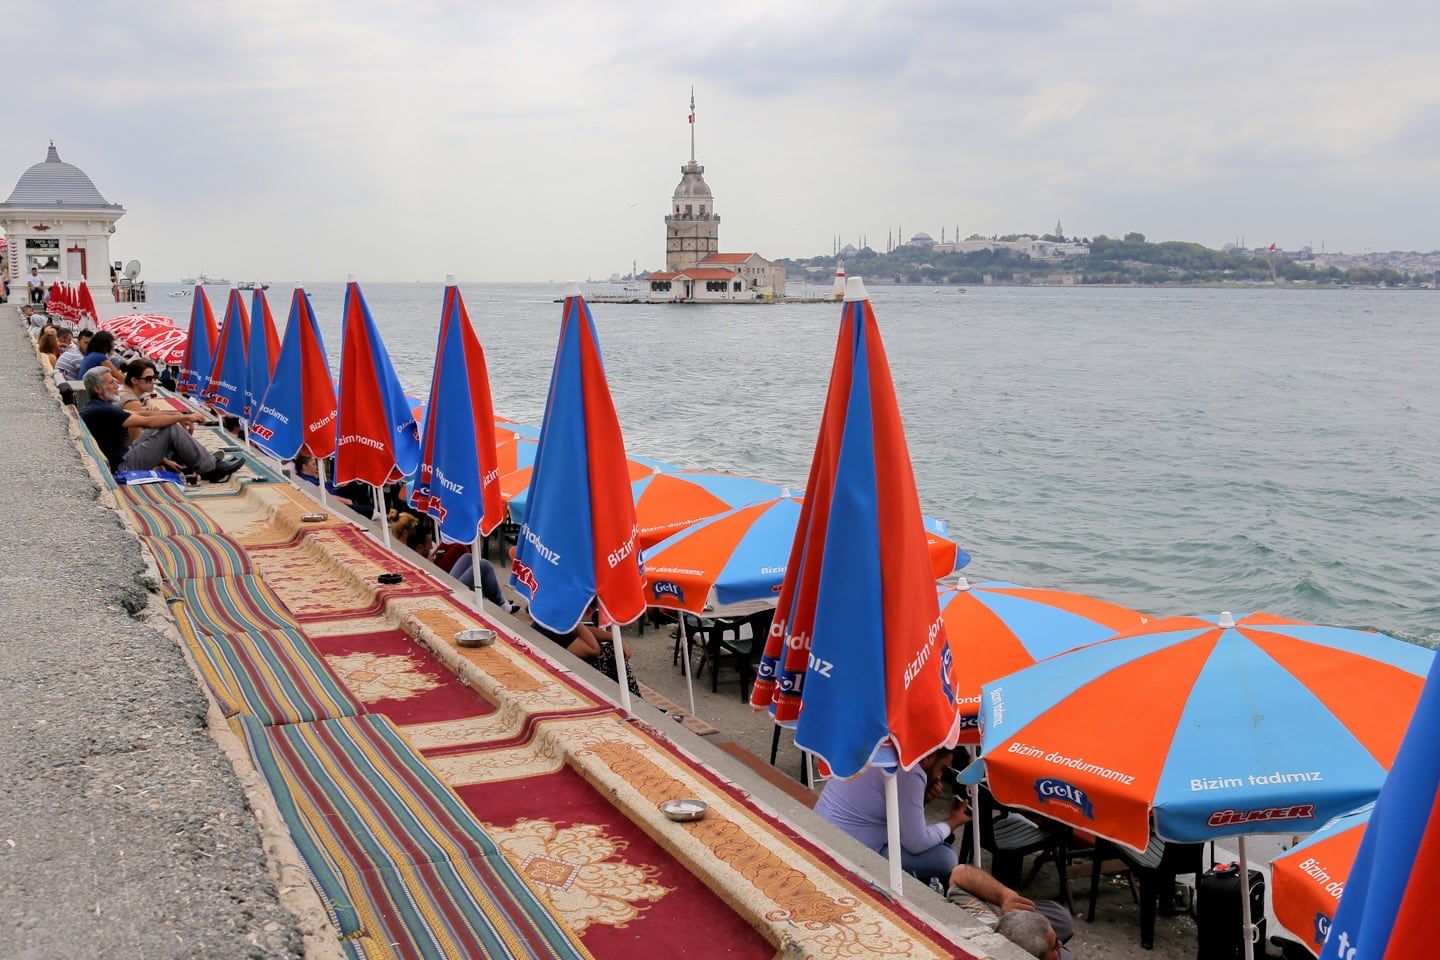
[236,281,270,291]
[181,273,230,286]
[167,290,190,298]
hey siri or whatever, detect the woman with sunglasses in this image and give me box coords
[115,358,164,445]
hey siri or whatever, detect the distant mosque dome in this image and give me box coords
[909,231,935,247]
[672,160,713,198]
[1,143,122,210]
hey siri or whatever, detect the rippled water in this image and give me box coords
[146,282,1440,645]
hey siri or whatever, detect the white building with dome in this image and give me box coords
[0,143,125,297]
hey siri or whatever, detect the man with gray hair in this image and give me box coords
[78,368,242,481]
[996,911,1060,960]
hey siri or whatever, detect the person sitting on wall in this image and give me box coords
[55,329,92,382]
[449,551,522,614]
[36,331,61,374]
[946,864,1074,960]
[79,368,243,482]
[77,330,124,384]
[27,267,45,305]
[813,747,971,886]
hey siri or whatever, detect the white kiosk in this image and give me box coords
[0,142,126,302]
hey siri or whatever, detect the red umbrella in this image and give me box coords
[77,279,99,325]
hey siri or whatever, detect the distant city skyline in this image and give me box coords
[4,1,1437,282]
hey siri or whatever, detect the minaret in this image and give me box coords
[665,88,720,272]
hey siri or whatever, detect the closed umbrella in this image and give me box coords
[178,286,219,396]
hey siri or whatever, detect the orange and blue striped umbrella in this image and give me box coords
[1271,804,1369,956]
[632,470,785,549]
[973,611,1433,854]
[937,579,1151,744]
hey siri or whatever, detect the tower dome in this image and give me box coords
[672,160,712,198]
[2,143,122,210]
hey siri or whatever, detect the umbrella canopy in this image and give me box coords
[411,278,506,543]
[632,470,786,549]
[333,277,420,487]
[1318,651,1440,959]
[76,280,99,325]
[133,327,190,365]
[510,286,645,634]
[250,285,338,460]
[643,494,800,613]
[750,278,961,779]
[1271,805,1370,956]
[178,286,219,396]
[505,450,668,524]
[495,418,541,443]
[206,287,251,416]
[937,579,1150,743]
[971,611,1434,853]
[245,287,281,420]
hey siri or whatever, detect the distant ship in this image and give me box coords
[236,281,270,290]
[181,273,230,286]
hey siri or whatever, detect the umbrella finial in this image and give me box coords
[445,274,457,287]
[955,576,971,591]
[346,273,357,283]
[844,276,869,302]
[563,282,582,298]
[1218,611,1236,628]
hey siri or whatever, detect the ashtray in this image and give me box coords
[455,628,497,648]
[377,573,404,585]
[659,798,708,822]
[300,512,327,523]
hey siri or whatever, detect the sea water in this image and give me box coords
[142,282,1439,646]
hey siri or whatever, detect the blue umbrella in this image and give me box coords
[1319,651,1440,959]
[245,287,281,420]
[206,287,250,418]
[510,285,645,711]
[750,278,962,891]
[251,285,337,464]
[333,276,420,547]
[411,278,505,551]
[178,286,218,396]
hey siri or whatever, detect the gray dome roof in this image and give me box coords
[1,143,122,210]
[673,160,712,199]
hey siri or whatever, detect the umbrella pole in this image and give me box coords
[968,783,983,868]
[678,615,696,716]
[609,623,633,714]
[883,769,905,893]
[1238,836,1256,960]
[315,456,330,509]
[375,484,391,550]
[470,541,485,613]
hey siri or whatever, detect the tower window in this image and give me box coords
[685,204,692,215]
[700,205,706,215]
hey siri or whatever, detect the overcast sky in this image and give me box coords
[5,0,1437,282]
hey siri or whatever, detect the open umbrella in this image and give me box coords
[250,285,338,476]
[1271,805,1370,956]
[178,286,219,396]
[632,470,786,549]
[504,449,668,524]
[333,276,421,548]
[206,286,251,418]
[246,286,281,420]
[750,277,962,892]
[410,277,505,604]
[133,327,190,365]
[1317,650,1440,959]
[969,611,1434,960]
[937,579,1150,743]
[510,285,645,712]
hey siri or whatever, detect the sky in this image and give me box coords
[4,0,1437,282]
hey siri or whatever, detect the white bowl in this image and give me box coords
[455,628,497,648]
[659,798,708,822]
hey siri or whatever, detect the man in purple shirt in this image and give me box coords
[813,747,970,884]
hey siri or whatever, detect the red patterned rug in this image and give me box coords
[307,628,498,728]
[456,766,775,959]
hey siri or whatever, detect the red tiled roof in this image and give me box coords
[677,268,739,280]
[702,253,757,264]
[647,272,681,281]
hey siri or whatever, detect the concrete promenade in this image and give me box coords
[0,303,304,958]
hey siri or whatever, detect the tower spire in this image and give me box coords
[688,87,696,163]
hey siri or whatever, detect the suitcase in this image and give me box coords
[1196,863,1265,960]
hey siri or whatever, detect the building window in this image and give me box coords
[734,281,743,292]
[700,205,706,215]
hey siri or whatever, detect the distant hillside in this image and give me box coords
[779,234,1426,287]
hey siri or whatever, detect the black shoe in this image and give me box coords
[202,455,244,483]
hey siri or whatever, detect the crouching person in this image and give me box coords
[79,368,243,482]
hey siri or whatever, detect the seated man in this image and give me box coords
[55,329,92,381]
[946,864,1074,960]
[813,747,969,885]
[79,368,243,482]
